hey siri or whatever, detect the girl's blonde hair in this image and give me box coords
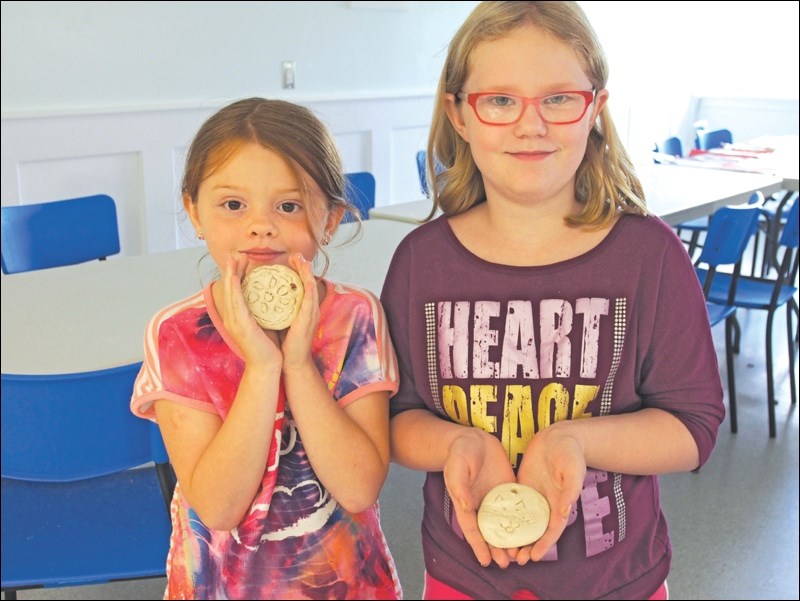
[426,1,647,226]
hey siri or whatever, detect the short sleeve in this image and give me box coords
[380,237,427,418]
[323,285,399,408]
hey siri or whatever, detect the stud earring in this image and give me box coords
[322,232,331,246]
[197,232,205,241]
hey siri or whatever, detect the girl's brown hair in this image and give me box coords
[426,1,647,226]
[182,98,358,263]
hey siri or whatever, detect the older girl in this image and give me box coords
[381,2,725,599]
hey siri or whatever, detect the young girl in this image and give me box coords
[381,2,725,600]
[131,97,402,600]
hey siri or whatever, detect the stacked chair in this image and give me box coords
[698,197,799,437]
[693,202,764,434]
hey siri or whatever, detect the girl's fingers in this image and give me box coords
[291,254,316,300]
[528,501,572,561]
[488,545,513,569]
[453,503,492,567]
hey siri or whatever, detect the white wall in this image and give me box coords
[0,95,438,255]
[2,1,798,256]
[580,1,800,157]
[3,1,796,118]
[0,1,479,114]
[2,1,482,256]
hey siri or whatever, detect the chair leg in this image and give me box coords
[725,316,737,433]
[156,462,177,513]
[788,303,798,406]
[686,230,702,262]
[793,300,800,348]
[761,219,777,277]
[749,227,761,277]
[766,310,777,438]
[731,315,741,354]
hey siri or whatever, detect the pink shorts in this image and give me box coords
[423,572,668,600]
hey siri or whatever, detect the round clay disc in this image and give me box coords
[241,264,304,330]
[477,482,550,548]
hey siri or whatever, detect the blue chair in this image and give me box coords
[697,128,733,151]
[342,172,375,223]
[699,197,799,437]
[416,150,446,197]
[693,203,763,434]
[1,194,120,275]
[654,136,683,160]
[1,363,175,599]
[416,150,429,195]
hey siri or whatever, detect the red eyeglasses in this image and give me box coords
[458,90,596,125]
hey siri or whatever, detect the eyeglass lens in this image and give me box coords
[476,93,589,124]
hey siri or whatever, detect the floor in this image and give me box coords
[4,305,798,600]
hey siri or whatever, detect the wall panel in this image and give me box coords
[2,94,435,255]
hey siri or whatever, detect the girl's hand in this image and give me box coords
[278,253,319,370]
[513,424,586,564]
[443,429,517,568]
[216,254,281,365]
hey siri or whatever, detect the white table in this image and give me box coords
[369,162,784,226]
[369,198,433,224]
[639,162,783,224]
[730,134,799,192]
[1,219,417,375]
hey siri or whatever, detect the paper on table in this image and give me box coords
[655,150,778,175]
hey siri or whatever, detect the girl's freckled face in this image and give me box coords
[451,24,606,205]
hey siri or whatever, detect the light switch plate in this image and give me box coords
[282,61,295,89]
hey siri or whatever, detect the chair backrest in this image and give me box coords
[1,363,168,482]
[695,202,762,299]
[697,128,733,151]
[416,150,429,195]
[656,136,683,157]
[416,150,446,196]
[342,172,376,223]
[692,121,716,150]
[697,202,763,269]
[1,362,174,595]
[1,194,120,275]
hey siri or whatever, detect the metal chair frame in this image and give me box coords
[699,198,799,437]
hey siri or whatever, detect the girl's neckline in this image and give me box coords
[435,212,634,271]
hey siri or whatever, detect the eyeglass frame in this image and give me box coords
[457,90,597,126]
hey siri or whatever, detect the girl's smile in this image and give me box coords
[446,23,607,207]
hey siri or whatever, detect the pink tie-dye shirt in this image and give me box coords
[132,280,402,600]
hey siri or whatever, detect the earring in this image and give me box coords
[197,232,205,241]
[322,232,331,246]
